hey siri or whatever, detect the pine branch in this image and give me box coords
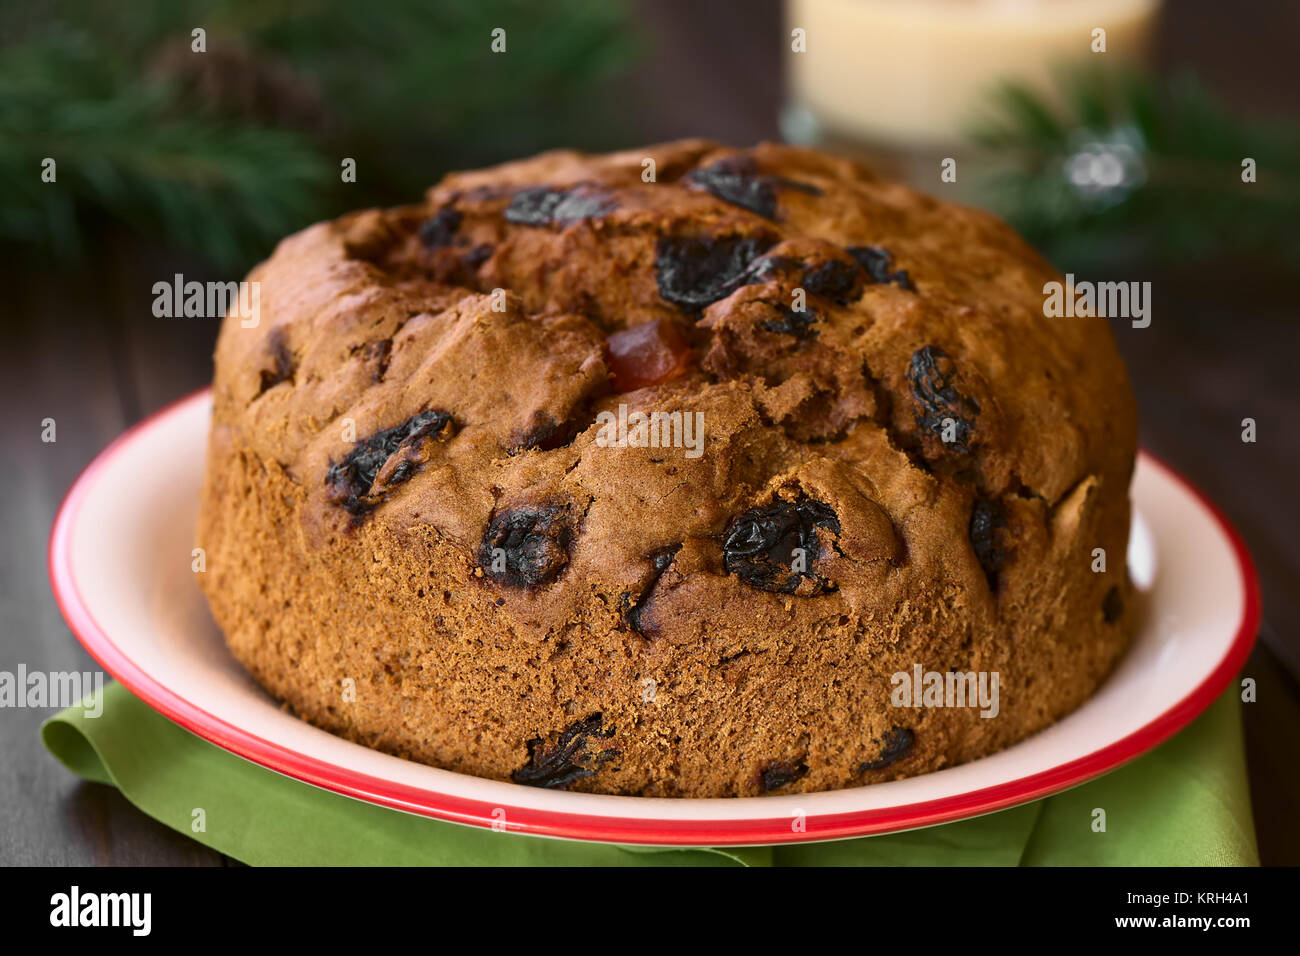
[0,0,636,267]
[968,66,1300,269]
[0,33,332,266]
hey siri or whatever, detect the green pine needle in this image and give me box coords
[968,66,1300,269]
[0,32,332,267]
[1,0,635,268]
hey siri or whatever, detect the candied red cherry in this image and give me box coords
[605,320,692,391]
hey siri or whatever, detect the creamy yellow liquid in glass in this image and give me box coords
[786,0,1162,148]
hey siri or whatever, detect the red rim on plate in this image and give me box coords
[47,389,1261,846]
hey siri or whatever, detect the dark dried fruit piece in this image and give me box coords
[723,498,841,595]
[760,759,809,791]
[480,505,573,588]
[848,245,915,291]
[418,207,462,248]
[324,409,452,516]
[257,327,295,395]
[860,727,914,772]
[799,258,863,303]
[747,254,863,306]
[511,713,619,789]
[358,338,392,383]
[605,320,692,391]
[654,235,775,311]
[1103,585,1124,624]
[510,411,591,454]
[686,156,821,219]
[504,185,615,226]
[761,304,819,339]
[688,158,776,218]
[624,545,681,635]
[907,345,980,452]
[744,254,797,283]
[969,498,1007,589]
[463,243,493,269]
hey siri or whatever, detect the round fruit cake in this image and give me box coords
[197,139,1137,798]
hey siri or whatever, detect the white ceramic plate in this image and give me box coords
[49,390,1259,845]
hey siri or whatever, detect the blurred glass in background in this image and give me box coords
[784,0,1160,182]
[782,0,1298,274]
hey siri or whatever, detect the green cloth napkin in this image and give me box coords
[42,681,1257,866]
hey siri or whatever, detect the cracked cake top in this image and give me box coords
[209,139,1137,643]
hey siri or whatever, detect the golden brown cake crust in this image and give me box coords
[197,140,1137,797]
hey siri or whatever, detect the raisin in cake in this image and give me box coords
[197,140,1137,797]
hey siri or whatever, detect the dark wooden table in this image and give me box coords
[2,0,1297,865]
